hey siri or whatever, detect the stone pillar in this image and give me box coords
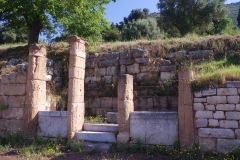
[24,44,46,138]
[117,74,134,144]
[67,36,87,140]
[178,70,195,149]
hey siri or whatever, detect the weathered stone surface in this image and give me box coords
[217,88,237,96]
[202,89,216,96]
[46,67,54,75]
[220,120,238,128]
[100,97,112,108]
[140,66,159,73]
[194,98,206,103]
[38,111,67,138]
[235,129,240,139]
[227,96,239,104]
[85,77,101,84]
[193,103,204,111]
[159,65,176,72]
[236,104,240,111]
[69,55,85,69]
[207,96,226,105]
[16,64,28,72]
[136,73,151,81]
[194,91,202,98]
[2,108,24,119]
[205,105,215,111]
[132,48,148,58]
[226,81,240,88]
[196,119,208,128]
[225,112,240,120]
[117,132,130,144]
[107,66,118,75]
[29,44,46,57]
[209,119,219,127]
[118,75,133,101]
[160,72,175,80]
[188,50,213,59]
[99,60,118,67]
[68,79,84,103]
[0,119,23,136]
[213,111,225,119]
[88,98,100,108]
[27,56,46,80]
[119,58,134,65]
[86,58,98,68]
[199,138,216,151]
[216,104,235,111]
[217,139,240,153]
[9,58,21,65]
[135,58,149,64]
[104,76,112,84]
[138,97,153,109]
[94,68,106,76]
[16,72,27,84]
[168,51,187,59]
[127,63,140,74]
[1,73,16,84]
[198,128,234,138]
[195,111,213,119]
[100,52,119,61]
[25,80,45,105]
[157,59,171,66]
[130,111,178,145]
[120,65,126,74]
[5,84,26,96]
[106,112,118,124]
[120,51,132,59]
[8,96,25,108]
[69,67,85,80]
[0,85,5,96]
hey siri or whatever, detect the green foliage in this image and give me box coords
[226,2,240,26]
[84,114,107,124]
[103,26,121,42]
[121,18,163,41]
[0,104,9,110]
[66,140,84,153]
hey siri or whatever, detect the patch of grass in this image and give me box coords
[84,114,107,124]
[0,42,27,49]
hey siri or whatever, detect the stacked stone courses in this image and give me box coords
[194,82,240,152]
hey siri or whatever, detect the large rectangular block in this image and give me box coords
[0,119,24,136]
[207,96,226,105]
[198,128,234,138]
[0,96,8,106]
[69,67,85,80]
[220,120,238,128]
[127,63,140,74]
[195,111,213,119]
[8,96,25,108]
[100,97,112,108]
[130,111,178,145]
[217,88,237,96]
[138,97,153,109]
[202,89,216,96]
[194,98,206,103]
[25,80,46,105]
[225,112,240,120]
[16,72,27,84]
[226,81,240,88]
[216,104,235,111]
[217,139,240,153]
[107,66,118,76]
[2,73,16,84]
[199,138,216,151]
[38,111,67,138]
[5,84,26,96]
[2,108,24,119]
[0,85,4,95]
[69,55,85,69]
[213,111,225,119]
[68,79,84,103]
[94,68,106,76]
[27,56,46,80]
[196,119,208,128]
[227,96,239,104]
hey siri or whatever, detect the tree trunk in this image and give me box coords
[27,18,43,44]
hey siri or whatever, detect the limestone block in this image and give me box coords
[217,88,237,96]
[95,68,106,77]
[216,104,235,111]
[188,50,213,60]
[194,98,206,103]
[220,120,238,128]
[194,91,202,98]
[85,77,101,84]
[5,84,26,96]
[127,63,140,74]
[29,44,46,57]
[118,75,133,101]
[119,58,134,65]
[236,104,240,111]
[38,111,67,138]
[118,100,134,125]
[68,79,84,103]
[99,60,118,67]
[1,73,16,84]
[120,65,126,74]
[120,51,132,59]
[86,58,97,68]
[100,52,119,61]
[159,65,176,72]
[198,128,234,138]
[104,76,112,84]
[199,138,216,151]
[69,55,85,69]
[213,111,225,119]
[133,48,148,58]
[236,129,240,139]
[226,81,240,88]
[85,69,95,77]
[2,108,24,119]
[195,111,213,119]
[138,97,153,109]
[88,98,100,108]
[209,119,219,127]
[160,72,175,80]
[8,96,25,108]
[0,96,8,106]
[140,66,159,73]
[135,58,149,64]
[107,66,118,76]
[46,75,52,81]
[136,73,151,81]
[225,112,240,120]
[16,72,27,84]
[117,132,130,144]
[205,105,215,111]
[25,80,45,105]
[106,112,118,124]
[157,59,172,66]
[0,85,5,95]
[0,119,23,136]
[168,51,187,59]
[217,139,240,153]
[69,67,85,80]
[227,96,239,104]
[27,56,46,80]
[202,89,216,96]
[193,103,204,111]
[196,119,208,128]
[112,97,118,109]
[130,111,178,145]
[207,96,226,105]
[100,97,112,108]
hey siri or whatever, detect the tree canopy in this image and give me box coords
[0,0,115,44]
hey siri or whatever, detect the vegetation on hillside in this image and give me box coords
[226,2,240,26]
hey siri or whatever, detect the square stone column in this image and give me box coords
[178,70,195,149]
[67,36,88,140]
[117,74,134,144]
[23,44,46,138]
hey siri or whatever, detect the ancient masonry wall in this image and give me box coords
[194,82,240,153]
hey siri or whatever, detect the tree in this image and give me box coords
[157,0,230,37]
[237,5,240,27]
[0,0,116,44]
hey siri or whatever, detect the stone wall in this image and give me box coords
[0,72,27,136]
[194,82,240,152]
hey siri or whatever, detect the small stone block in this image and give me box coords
[217,88,237,96]
[117,132,130,144]
[209,119,219,127]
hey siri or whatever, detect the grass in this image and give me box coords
[84,114,107,124]
[0,42,27,49]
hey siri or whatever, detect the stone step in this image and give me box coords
[83,141,112,153]
[84,123,118,132]
[106,112,118,124]
[77,131,116,143]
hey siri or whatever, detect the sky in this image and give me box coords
[104,0,240,24]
